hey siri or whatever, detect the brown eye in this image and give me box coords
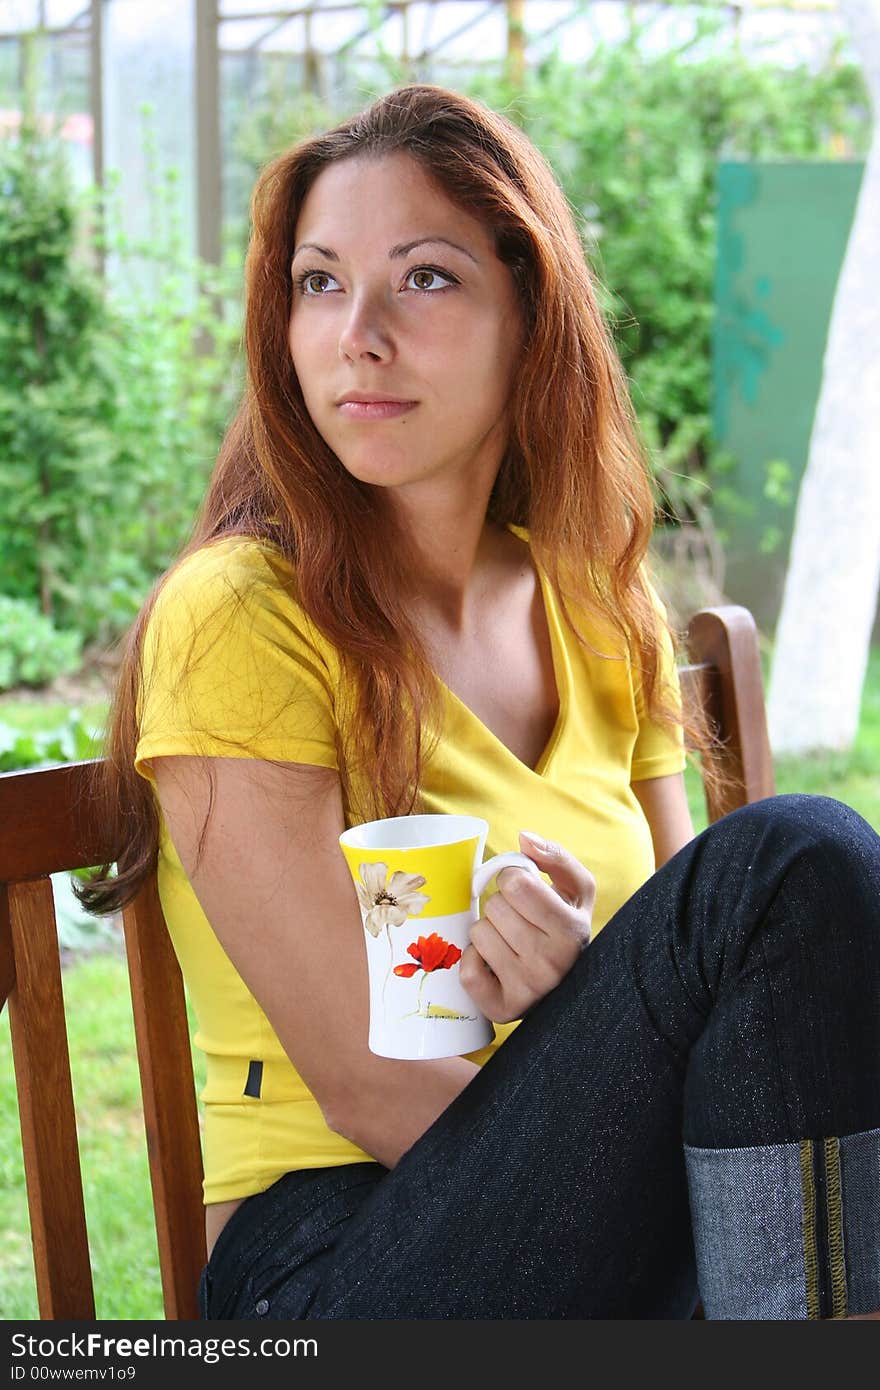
[299,271,338,295]
[405,267,455,293]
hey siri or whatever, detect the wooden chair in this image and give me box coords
[0,604,774,1321]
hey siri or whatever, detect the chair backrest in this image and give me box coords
[680,605,775,818]
[0,603,774,1320]
[0,768,206,1319]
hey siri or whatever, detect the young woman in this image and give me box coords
[81,84,880,1320]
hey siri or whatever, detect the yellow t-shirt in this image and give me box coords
[135,532,685,1203]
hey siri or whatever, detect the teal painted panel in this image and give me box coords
[711,161,864,633]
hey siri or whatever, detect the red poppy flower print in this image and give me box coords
[393,932,463,978]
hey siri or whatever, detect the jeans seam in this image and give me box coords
[759,918,798,1140]
[823,1137,848,1318]
[799,1139,820,1319]
[253,1207,364,1298]
[209,1172,383,1287]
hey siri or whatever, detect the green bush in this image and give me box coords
[92,113,244,635]
[0,594,82,691]
[0,116,242,652]
[0,123,122,634]
[0,707,98,771]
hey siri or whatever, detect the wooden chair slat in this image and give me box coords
[0,761,117,880]
[680,660,739,822]
[6,878,95,1319]
[686,606,775,819]
[122,877,206,1320]
[679,662,718,744]
[0,883,15,1009]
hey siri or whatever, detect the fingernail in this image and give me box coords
[519,829,547,852]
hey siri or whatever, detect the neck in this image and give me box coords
[389,487,508,631]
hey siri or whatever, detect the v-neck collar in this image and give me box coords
[437,532,569,778]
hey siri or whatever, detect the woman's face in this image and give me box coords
[288,152,523,501]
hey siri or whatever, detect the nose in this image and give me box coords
[338,291,394,365]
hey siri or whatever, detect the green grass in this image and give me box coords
[0,953,205,1319]
[1,648,878,1317]
[0,700,109,735]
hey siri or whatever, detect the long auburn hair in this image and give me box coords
[78,83,711,917]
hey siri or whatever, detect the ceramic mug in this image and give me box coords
[339,814,542,1059]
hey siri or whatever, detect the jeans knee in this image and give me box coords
[710,794,880,946]
[730,793,877,861]
[775,792,870,834]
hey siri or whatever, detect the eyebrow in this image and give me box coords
[291,236,479,265]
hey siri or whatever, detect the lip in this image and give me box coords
[336,391,417,405]
[336,396,418,421]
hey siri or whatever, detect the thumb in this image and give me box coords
[518,830,596,910]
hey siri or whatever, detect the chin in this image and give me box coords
[335,450,428,489]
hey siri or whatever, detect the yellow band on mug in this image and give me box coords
[339,838,482,921]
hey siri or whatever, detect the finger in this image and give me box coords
[458,941,494,984]
[487,882,590,965]
[516,831,597,910]
[462,921,560,1022]
[492,863,585,942]
[458,943,508,1018]
[467,915,522,979]
[484,888,542,956]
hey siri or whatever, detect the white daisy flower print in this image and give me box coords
[356,862,430,937]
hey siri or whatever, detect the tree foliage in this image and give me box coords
[0,129,120,627]
[0,119,242,650]
[0,593,81,691]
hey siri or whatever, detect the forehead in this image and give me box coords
[294,152,493,252]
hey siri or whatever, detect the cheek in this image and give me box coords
[452,312,519,412]
[288,321,325,406]
[287,319,303,376]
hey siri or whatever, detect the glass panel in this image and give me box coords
[103,0,195,291]
[1,2,41,36]
[45,0,91,29]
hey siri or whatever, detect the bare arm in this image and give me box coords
[151,755,480,1168]
[631,771,695,870]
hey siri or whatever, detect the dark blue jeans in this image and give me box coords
[200,795,880,1319]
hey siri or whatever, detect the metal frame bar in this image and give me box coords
[196,0,222,267]
[89,0,103,190]
[0,6,91,42]
[0,0,841,41]
[411,2,496,62]
[218,0,837,25]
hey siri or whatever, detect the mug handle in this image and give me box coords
[472,851,543,901]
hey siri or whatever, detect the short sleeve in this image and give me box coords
[135,538,338,784]
[630,579,687,782]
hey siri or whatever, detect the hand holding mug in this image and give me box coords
[460,830,596,1024]
[339,814,551,1059]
